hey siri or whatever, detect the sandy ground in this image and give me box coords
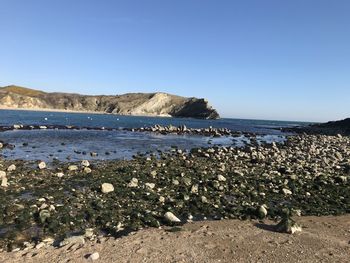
[0,215,349,263]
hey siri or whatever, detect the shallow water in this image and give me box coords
[0,129,285,162]
[0,109,297,162]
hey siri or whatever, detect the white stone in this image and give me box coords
[101,183,114,193]
[282,188,292,195]
[7,164,16,172]
[159,196,165,203]
[81,160,90,167]
[127,178,138,188]
[164,212,181,223]
[217,175,226,182]
[84,167,92,174]
[56,172,64,178]
[35,242,45,249]
[38,161,46,169]
[1,177,8,187]
[68,165,79,171]
[88,252,100,261]
[259,205,268,217]
[145,183,155,189]
[290,224,302,234]
[0,171,6,178]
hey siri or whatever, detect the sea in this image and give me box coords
[0,109,308,162]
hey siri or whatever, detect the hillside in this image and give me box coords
[0,85,220,119]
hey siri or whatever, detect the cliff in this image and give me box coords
[0,85,220,119]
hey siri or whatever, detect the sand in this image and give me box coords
[0,215,349,263]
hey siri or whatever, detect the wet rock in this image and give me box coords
[217,175,226,182]
[59,235,85,247]
[90,152,98,157]
[145,183,155,189]
[164,212,181,223]
[159,196,165,203]
[0,171,6,178]
[191,184,199,194]
[56,172,64,178]
[39,210,51,223]
[101,183,114,193]
[1,176,8,187]
[38,161,46,170]
[84,167,92,174]
[127,178,139,188]
[81,160,90,167]
[68,165,79,171]
[7,164,16,172]
[282,188,292,195]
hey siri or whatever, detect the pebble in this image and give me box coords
[7,164,16,172]
[56,172,64,178]
[101,183,114,193]
[1,176,8,187]
[88,252,100,261]
[145,183,155,189]
[282,188,292,195]
[81,160,90,167]
[84,167,92,174]
[258,205,268,218]
[59,235,85,247]
[38,161,46,169]
[127,178,139,188]
[68,165,79,171]
[217,174,226,182]
[164,212,181,223]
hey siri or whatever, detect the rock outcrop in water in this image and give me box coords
[0,85,220,119]
[282,118,350,136]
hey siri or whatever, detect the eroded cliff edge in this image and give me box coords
[0,85,220,119]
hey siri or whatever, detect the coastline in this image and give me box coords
[0,107,172,118]
[0,134,349,254]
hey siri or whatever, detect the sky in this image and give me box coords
[0,0,349,122]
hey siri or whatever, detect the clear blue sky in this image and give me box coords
[0,0,349,122]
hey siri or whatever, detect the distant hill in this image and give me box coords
[0,85,220,119]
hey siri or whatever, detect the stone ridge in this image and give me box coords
[0,85,220,119]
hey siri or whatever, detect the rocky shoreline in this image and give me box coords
[0,124,259,138]
[0,133,349,252]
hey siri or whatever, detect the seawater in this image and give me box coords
[0,109,307,162]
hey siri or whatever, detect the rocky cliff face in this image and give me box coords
[0,85,220,119]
